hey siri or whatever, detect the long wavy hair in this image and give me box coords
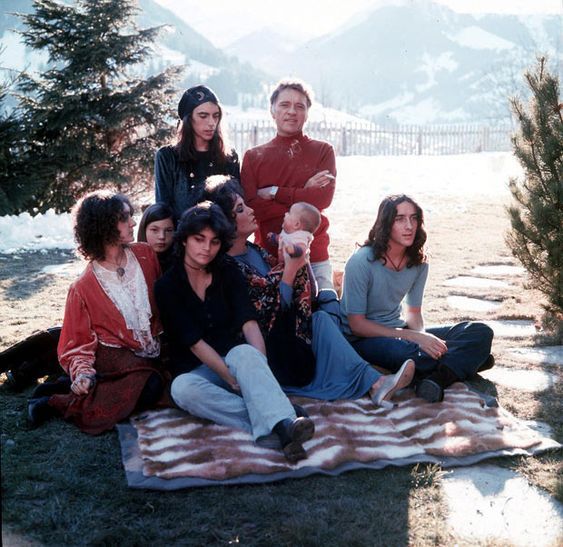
[174,105,231,169]
[363,194,427,267]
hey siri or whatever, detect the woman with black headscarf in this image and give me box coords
[154,85,240,220]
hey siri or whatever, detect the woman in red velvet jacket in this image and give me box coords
[27,191,167,434]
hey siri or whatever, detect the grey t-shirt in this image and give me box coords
[339,246,429,337]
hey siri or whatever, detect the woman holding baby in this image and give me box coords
[202,175,414,407]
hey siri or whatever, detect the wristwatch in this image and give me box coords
[270,186,278,199]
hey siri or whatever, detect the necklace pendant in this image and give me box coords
[116,267,125,277]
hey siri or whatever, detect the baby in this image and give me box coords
[269,202,322,260]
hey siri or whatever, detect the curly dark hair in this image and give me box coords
[363,194,427,267]
[174,201,235,270]
[73,191,134,261]
[175,103,232,170]
[137,202,175,243]
[201,174,244,224]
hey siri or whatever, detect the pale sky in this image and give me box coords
[154,0,562,47]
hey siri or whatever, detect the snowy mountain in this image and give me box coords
[226,2,561,123]
[0,0,269,108]
[1,0,560,123]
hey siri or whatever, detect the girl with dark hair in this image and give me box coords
[154,202,315,463]
[154,85,240,220]
[340,194,495,403]
[201,175,415,407]
[137,202,175,271]
[27,191,166,433]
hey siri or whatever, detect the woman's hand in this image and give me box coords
[410,331,448,360]
[71,373,95,396]
[281,248,309,287]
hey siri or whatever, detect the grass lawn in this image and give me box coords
[1,172,561,545]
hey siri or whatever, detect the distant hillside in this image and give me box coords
[0,0,269,107]
[227,2,561,123]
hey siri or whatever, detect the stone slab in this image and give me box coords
[484,320,537,338]
[447,295,501,312]
[471,265,526,276]
[443,276,510,288]
[480,367,556,392]
[442,464,563,546]
[508,346,563,366]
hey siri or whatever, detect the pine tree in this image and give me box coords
[507,56,563,331]
[16,0,183,213]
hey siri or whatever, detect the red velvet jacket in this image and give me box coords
[57,243,162,381]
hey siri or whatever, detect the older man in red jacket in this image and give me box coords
[240,79,336,290]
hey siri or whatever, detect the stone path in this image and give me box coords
[443,276,510,288]
[480,366,556,392]
[442,464,563,546]
[447,295,501,312]
[484,319,537,338]
[508,346,563,366]
[470,265,526,276]
[441,261,561,546]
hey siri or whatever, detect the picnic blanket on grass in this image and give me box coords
[117,383,560,490]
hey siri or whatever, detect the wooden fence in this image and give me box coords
[228,121,514,157]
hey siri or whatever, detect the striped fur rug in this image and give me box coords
[117,383,559,489]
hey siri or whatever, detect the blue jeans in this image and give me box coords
[170,344,296,440]
[351,321,493,380]
[284,311,381,400]
[311,260,334,291]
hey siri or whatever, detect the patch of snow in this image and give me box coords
[0,30,49,73]
[449,26,515,50]
[389,97,470,125]
[0,210,75,253]
[416,52,458,93]
[358,92,415,119]
[0,152,523,251]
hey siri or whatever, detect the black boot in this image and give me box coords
[28,396,58,428]
[292,403,309,418]
[477,354,495,373]
[416,365,461,403]
[273,417,315,463]
[31,376,71,398]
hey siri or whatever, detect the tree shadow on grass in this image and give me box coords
[0,251,77,302]
[0,383,417,546]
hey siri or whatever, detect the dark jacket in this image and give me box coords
[154,145,240,220]
[154,258,256,378]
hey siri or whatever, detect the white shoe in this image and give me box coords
[370,359,415,409]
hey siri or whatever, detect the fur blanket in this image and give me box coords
[117,384,559,489]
